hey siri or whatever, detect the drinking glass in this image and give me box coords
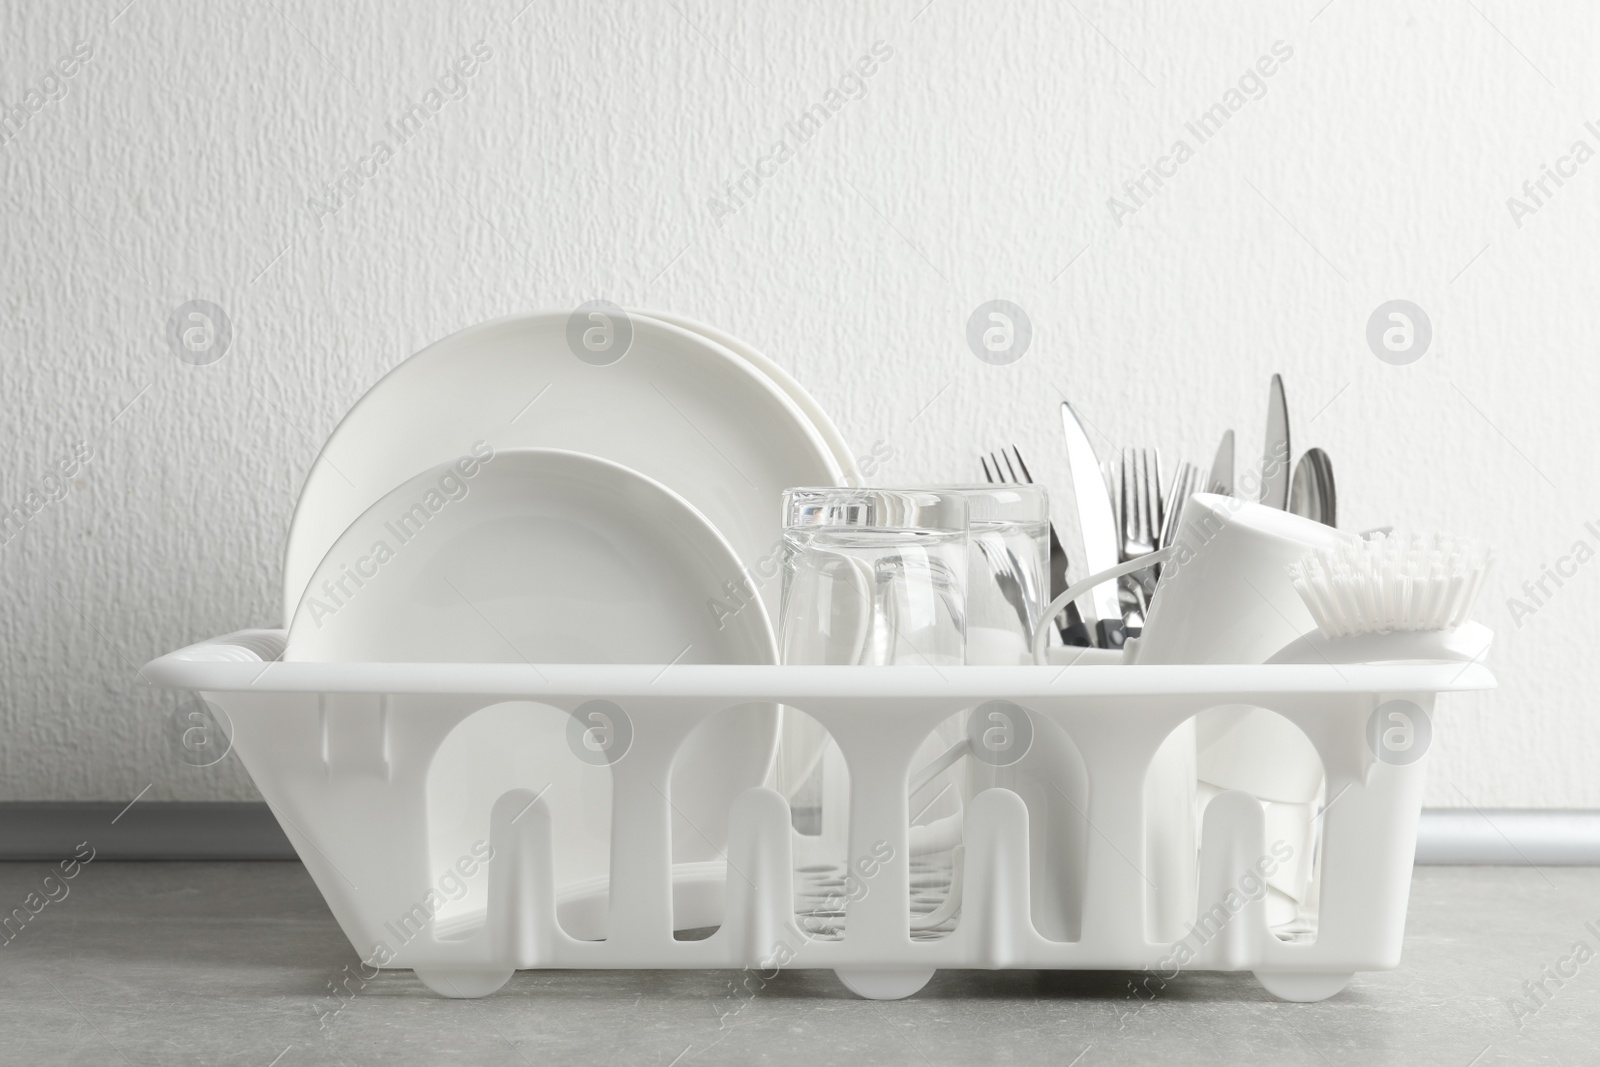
[778,488,968,939]
[779,488,968,668]
[946,484,1086,940]
[952,485,1050,666]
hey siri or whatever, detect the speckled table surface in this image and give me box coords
[0,862,1594,1066]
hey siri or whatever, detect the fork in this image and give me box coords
[982,446,1091,646]
[1119,448,1162,562]
[1116,448,1166,632]
[1159,461,1202,550]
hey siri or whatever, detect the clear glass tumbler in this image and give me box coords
[888,484,1052,939]
[777,488,968,941]
[954,485,1050,666]
[779,488,968,668]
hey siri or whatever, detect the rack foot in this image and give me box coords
[414,966,515,999]
[834,968,935,1000]
[1253,971,1353,1003]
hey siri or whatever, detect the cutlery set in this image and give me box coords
[1021,376,1338,651]
[145,311,1495,1003]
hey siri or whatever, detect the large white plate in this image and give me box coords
[633,309,861,487]
[625,310,861,808]
[285,448,780,891]
[282,311,845,627]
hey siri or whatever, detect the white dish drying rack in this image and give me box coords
[145,631,1493,1003]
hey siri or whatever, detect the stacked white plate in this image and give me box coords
[279,310,857,919]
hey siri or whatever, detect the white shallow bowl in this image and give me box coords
[282,311,845,628]
[286,447,774,667]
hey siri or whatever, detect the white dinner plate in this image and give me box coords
[625,310,862,810]
[632,309,861,487]
[285,448,780,891]
[281,311,846,627]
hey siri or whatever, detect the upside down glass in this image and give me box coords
[949,483,1086,940]
[778,488,968,939]
[955,485,1050,666]
[779,488,968,667]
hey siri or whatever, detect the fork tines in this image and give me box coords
[1119,448,1162,559]
[983,446,1031,485]
[1160,462,1202,549]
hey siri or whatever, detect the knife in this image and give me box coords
[1208,429,1234,496]
[1059,402,1125,649]
[1259,374,1290,509]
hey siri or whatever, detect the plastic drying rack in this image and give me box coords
[144,630,1492,1003]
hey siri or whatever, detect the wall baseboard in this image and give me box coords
[0,802,298,860]
[1413,809,1600,866]
[1,803,1597,864]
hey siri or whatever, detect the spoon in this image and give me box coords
[1288,447,1337,527]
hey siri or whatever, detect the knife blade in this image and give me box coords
[1259,374,1290,509]
[1208,429,1234,496]
[1059,402,1125,649]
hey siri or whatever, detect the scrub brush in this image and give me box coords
[1269,532,1496,664]
[1288,532,1495,637]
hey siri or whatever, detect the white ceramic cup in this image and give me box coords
[1127,494,1351,940]
[1128,493,1351,667]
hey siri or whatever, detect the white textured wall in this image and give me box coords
[2,0,1594,806]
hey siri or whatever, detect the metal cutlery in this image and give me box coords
[1159,461,1202,548]
[1032,377,1319,652]
[1117,448,1166,633]
[1260,374,1290,509]
[970,517,1034,637]
[1119,448,1162,564]
[1288,446,1337,527]
[981,446,1091,646]
[1101,457,1140,622]
[1058,403,1126,649]
[1208,429,1234,496]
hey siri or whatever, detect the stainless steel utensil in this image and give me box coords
[1119,448,1161,562]
[1117,448,1165,634]
[982,446,1091,645]
[1288,446,1337,527]
[1101,458,1139,632]
[1059,403,1126,649]
[1208,429,1235,496]
[1260,374,1290,509]
[971,518,1033,634]
[1159,461,1202,548]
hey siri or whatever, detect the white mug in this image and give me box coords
[1130,493,1350,667]
[1128,493,1350,939]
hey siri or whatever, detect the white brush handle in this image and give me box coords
[1266,620,1493,665]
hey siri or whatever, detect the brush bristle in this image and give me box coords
[1287,532,1495,638]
